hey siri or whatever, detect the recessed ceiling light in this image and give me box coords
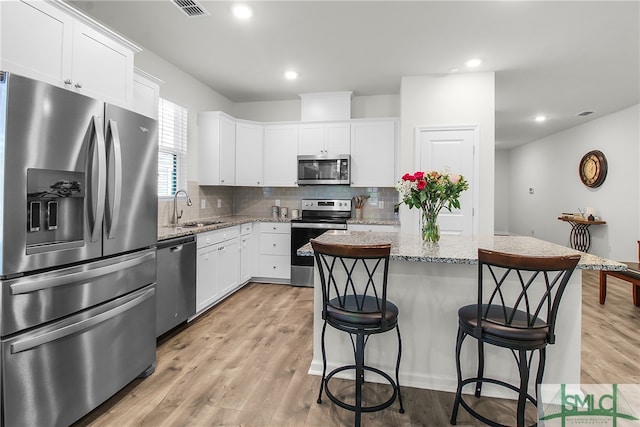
[535,115,547,123]
[465,58,482,68]
[232,4,253,20]
[284,70,298,80]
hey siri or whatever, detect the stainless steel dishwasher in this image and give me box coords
[156,235,196,337]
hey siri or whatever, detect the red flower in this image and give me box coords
[416,179,427,190]
[414,171,425,180]
[402,173,416,182]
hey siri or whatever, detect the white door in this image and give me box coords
[416,127,476,235]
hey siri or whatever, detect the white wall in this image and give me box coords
[232,94,400,122]
[494,149,510,234]
[508,104,639,260]
[135,50,234,182]
[399,73,496,235]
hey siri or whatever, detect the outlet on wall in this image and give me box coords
[378,201,384,209]
[217,199,222,209]
[275,199,280,207]
[200,199,206,209]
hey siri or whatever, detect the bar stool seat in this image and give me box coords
[311,239,404,427]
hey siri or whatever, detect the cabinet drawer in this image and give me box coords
[259,255,290,279]
[240,222,253,236]
[259,222,291,234]
[259,233,290,255]
[197,225,240,248]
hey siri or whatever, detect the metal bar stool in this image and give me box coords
[450,249,580,427]
[311,239,404,427]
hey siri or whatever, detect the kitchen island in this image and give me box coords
[297,231,625,398]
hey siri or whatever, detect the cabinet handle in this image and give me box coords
[257,181,260,185]
[74,82,82,89]
[273,266,276,269]
[273,243,277,247]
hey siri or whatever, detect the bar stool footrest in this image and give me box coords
[324,364,399,413]
[456,377,537,427]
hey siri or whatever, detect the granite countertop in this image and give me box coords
[296,231,626,271]
[158,216,400,241]
[158,215,288,241]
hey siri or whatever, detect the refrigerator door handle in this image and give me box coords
[90,115,107,243]
[10,287,155,354]
[9,251,155,295]
[106,119,123,239]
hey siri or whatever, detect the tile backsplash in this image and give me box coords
[158,181,399,225]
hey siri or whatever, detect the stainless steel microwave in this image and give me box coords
[297,154,350,185]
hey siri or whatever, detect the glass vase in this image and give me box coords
[421,210,440,244]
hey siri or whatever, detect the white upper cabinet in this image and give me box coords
[0,1,72,86]
[132,68,162,120]
[70,20,135,106]
[0,1,137,108]
[198,112,236,186]
[235,121,264,186]
[350,119,398,187]
[298,122,350,155]
[263,124,299,187]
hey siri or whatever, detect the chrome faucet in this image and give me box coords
[173,189,192,226]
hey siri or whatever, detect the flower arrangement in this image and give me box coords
[396,170,469,243]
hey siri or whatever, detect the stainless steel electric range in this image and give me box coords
[290,199,352,286]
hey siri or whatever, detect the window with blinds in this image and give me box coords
[157,98,188,197]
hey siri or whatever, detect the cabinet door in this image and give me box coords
[198,112,236,185]
[263,124,298,187]
[350,120,397,187]
[71,21,134,107]
[0,0,73,86]
[219,114,236,185]
[325,122,351,154]
[240,231,257,283]
[133,69,161,120]
[196,246,218,313]
[218,238,240,296]
[298,122,350,155]
[235,121,264,186]
[298,123,325,155]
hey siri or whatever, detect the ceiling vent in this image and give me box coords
[172,0,210,17]
[577,111,594,116]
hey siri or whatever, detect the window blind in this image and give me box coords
[157,98,188,197]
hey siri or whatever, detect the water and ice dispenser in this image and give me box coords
[26,168,85,253]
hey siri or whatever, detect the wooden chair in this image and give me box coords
[599,240,640,306]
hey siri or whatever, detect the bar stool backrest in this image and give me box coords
[311,240,392,330]
[476,249,581,344]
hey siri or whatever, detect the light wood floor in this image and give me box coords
[74,270,640,426]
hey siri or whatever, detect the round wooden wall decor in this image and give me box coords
[579,150,608,188]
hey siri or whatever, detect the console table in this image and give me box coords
[558,216,606,252]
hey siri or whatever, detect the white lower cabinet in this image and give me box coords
[240,222,257,284]
[195,226,241,313]
[258,222,291,280]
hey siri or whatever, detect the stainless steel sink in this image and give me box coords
[179,220,226,228]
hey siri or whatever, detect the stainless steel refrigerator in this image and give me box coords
[0,71,158,427]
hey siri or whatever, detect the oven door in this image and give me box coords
[291,222,346,286]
